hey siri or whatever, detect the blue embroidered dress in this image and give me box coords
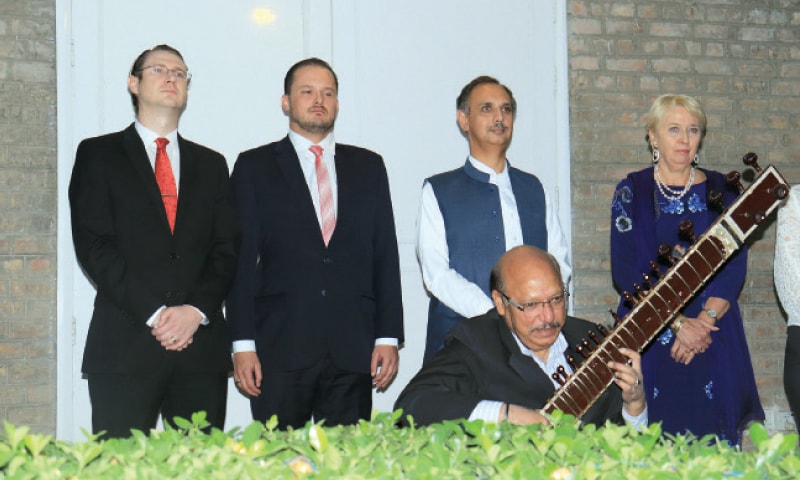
[610,167,764,445]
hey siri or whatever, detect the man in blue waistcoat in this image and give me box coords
[417,75,571,364]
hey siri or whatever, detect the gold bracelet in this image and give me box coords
[671,314,687,335]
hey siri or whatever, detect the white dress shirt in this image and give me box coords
[775,184,800,327]
[417,156,572,318]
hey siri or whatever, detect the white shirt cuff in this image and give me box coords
[622,404,648,431]
[232,340,256,353]
[469,400,505,422]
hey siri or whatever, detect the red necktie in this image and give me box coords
[155,137,178,233]
[310,145,336,245]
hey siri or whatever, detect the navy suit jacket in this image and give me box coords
[69,124,238,375]
[394,310,625,427]
[226,136,404,374]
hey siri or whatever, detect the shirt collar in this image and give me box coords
[288,130,336,157]
[511,330,568,365]
[468,155,509,184]
[134,120,178,149]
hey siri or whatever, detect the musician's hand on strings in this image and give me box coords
[609,347,646,417]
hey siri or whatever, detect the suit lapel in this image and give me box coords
[121,124,172,234]
[498,320,557,396]
[175,135,198,235]
[275,137,326,244]
[330,146,355,245]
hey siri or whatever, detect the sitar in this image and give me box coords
[542,154,789,419]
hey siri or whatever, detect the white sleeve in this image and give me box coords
[416,182,495,318]
[469,400,504,423]
[544,187,572,287]
[775,186,800,327]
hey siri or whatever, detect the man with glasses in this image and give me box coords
[69,44,238,438]
[417,76,571,365]
[395,245,647,427]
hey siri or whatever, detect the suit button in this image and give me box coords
[323,256,332,264]
[165,290,173,299]
[170,253,179,260]
[321,289,326,296]
[491,210,497,216]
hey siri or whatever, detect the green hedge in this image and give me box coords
[1,411,798,479]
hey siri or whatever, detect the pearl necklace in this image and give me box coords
[654,164,695,201]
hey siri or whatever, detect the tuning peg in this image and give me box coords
[751,210,766,225]
[608,308,622,326]
[641,273,653,290]
[581,339,594,352]
[567,355,578,370]
[727,170,744,193]
[633,283,647,299]
[622,291,638,307]
[576,343,590,359]
[707,190,725,211]
[657,244,675,265]
[589,331,602,346]
[649,261,662,279]
[742,152,762,173]
[679,219,697,243]
[551,365,569,386]
[596,324,609,337]
[772,183,790,200]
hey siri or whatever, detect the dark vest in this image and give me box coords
[423,160,547,363]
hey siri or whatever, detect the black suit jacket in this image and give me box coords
[394,310,625,426]
[226,136,404,374]
[69,124,237,375]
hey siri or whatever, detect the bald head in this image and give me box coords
[490,245,563,296]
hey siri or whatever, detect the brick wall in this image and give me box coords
[0,0,57,433]
[568,0,800,433]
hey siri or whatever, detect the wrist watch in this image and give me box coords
[703,308,718,320]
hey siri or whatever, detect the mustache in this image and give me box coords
[527,321,562,333]
[492,121,507,131]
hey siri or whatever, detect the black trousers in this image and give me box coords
[88,366,227,439]
[251,355,372,429]
[785,326,800,431]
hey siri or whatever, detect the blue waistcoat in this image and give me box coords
[423,160,548,363]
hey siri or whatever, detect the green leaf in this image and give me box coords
[0,443,15,468]
[24,433,52,456]
[172,416,192,430]
[4,422,29,450]
[309,424,328,452]
[748,421,769,447]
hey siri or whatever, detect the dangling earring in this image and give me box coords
[652,148,660,164]
[692,154,699,166]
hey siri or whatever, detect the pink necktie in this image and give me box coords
[310,145,336,245]
[155,137,178,233]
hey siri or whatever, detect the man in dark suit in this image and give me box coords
[226,58,404,429]
[395,245,646,427]
[69,45,238,438]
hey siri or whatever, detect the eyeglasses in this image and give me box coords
[499,290,568,314]
[137,65,192,82]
